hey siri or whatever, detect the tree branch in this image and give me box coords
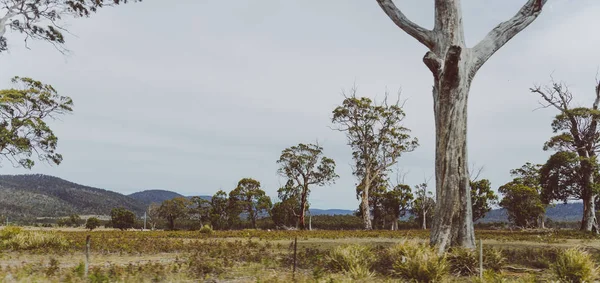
[375,0,435,50]
[470,0,547,74]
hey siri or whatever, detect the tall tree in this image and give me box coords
[276,143,338,230]
[0,0,138,53]
[229,178,272,229]
[531,79,600,232]
[412,182,435,230]
[189,196,211,227]
[146,202,161,230]
[376,0,547,251]
[332,90,418,230]
[158,197,191,230]
[383,183,413,230]
[355,173,388,229]
[469,179,498,222]
[209,190,230,230]
[0,77,72,169]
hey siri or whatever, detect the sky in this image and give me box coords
[0,0,599,210]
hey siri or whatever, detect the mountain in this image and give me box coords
[0,174,145,219]
[128,190,184,206]
[477,202,584,223]
[310,209,355,216]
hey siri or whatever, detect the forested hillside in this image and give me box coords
[128,190,185,206]
[0,174,145,219]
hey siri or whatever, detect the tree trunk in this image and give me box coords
[538,214,545,229]
[428,47,476,252]
[422,209,427,230]
[580,159,598,233]
[299,187,308,230]
[361,176,373,230]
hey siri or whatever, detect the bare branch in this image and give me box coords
[469,163,484,181]
[470,0,547,75]
[375,0,435,50]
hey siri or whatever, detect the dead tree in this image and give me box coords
[376,0,547,252]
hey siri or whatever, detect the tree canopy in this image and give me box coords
[332,89,418,229]
[276,143,338,229]
[0,77,72,169]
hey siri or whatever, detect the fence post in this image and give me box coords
[85,235,91,277]
[292,236,298,279]
[479,238,483,280]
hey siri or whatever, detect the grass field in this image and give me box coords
[1,227,600,282]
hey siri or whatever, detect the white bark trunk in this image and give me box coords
[376,0,547,252]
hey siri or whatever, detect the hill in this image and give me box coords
[128,190,185,206]
[0,174,145,220]
[477,202,583,223]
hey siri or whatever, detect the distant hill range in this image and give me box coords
[0,174,588,224]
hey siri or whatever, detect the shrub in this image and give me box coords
[199,224,213,234]
[326,244,375,279]
[447,247,478,276]
[0,226,23,240]
[86,217,101,231]
[3,231,69,250]
[187,252,226,277]
[483,248,506,272]
[389,240,448,283]
[552,247,598,283]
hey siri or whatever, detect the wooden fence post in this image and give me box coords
[292,236,298,279]
[85,235,91,277]
[479,238,483,280]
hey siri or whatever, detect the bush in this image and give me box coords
[2,230,69,251]
[552,247,598,283]
[483,248,506,272]
[447,247,478,276]
[86,217,101,231]
[0,226,23,240]
[326,244,375,279]
[199,224,213,234]
[388,240,448,283]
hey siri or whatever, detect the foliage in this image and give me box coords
[229,178,272,229]
[85,217,101,230]
[498,182,545,228]
[540,151,584,203]
[447,247,478,276]
[483,248,506,272]
[326,244,376,279]
[388,240,448,282]
[1,229,68,251]
[199,224,213,234]
[470,179,498,222]
[276,143,338,230]
[189,196,211,227]
[412,182,435,229]
[331,89,418,229]
[158,197,191,230]
[0,77,72,169]
[0,0,138,53]
[110,207,136,230]
[552,247,598,283]
[209,190,230,230]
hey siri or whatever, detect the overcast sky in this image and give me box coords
[0,0,599,210]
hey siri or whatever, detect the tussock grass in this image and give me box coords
[552,247,598,283]
[326,244,376,279]
[388,240,448,283]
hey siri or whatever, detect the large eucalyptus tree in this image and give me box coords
[375,0,547,251]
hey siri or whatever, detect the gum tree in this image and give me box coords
[332,89,418,230]
[276,143,338,230]
[0,0,139,53]
[375,0,547,251]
